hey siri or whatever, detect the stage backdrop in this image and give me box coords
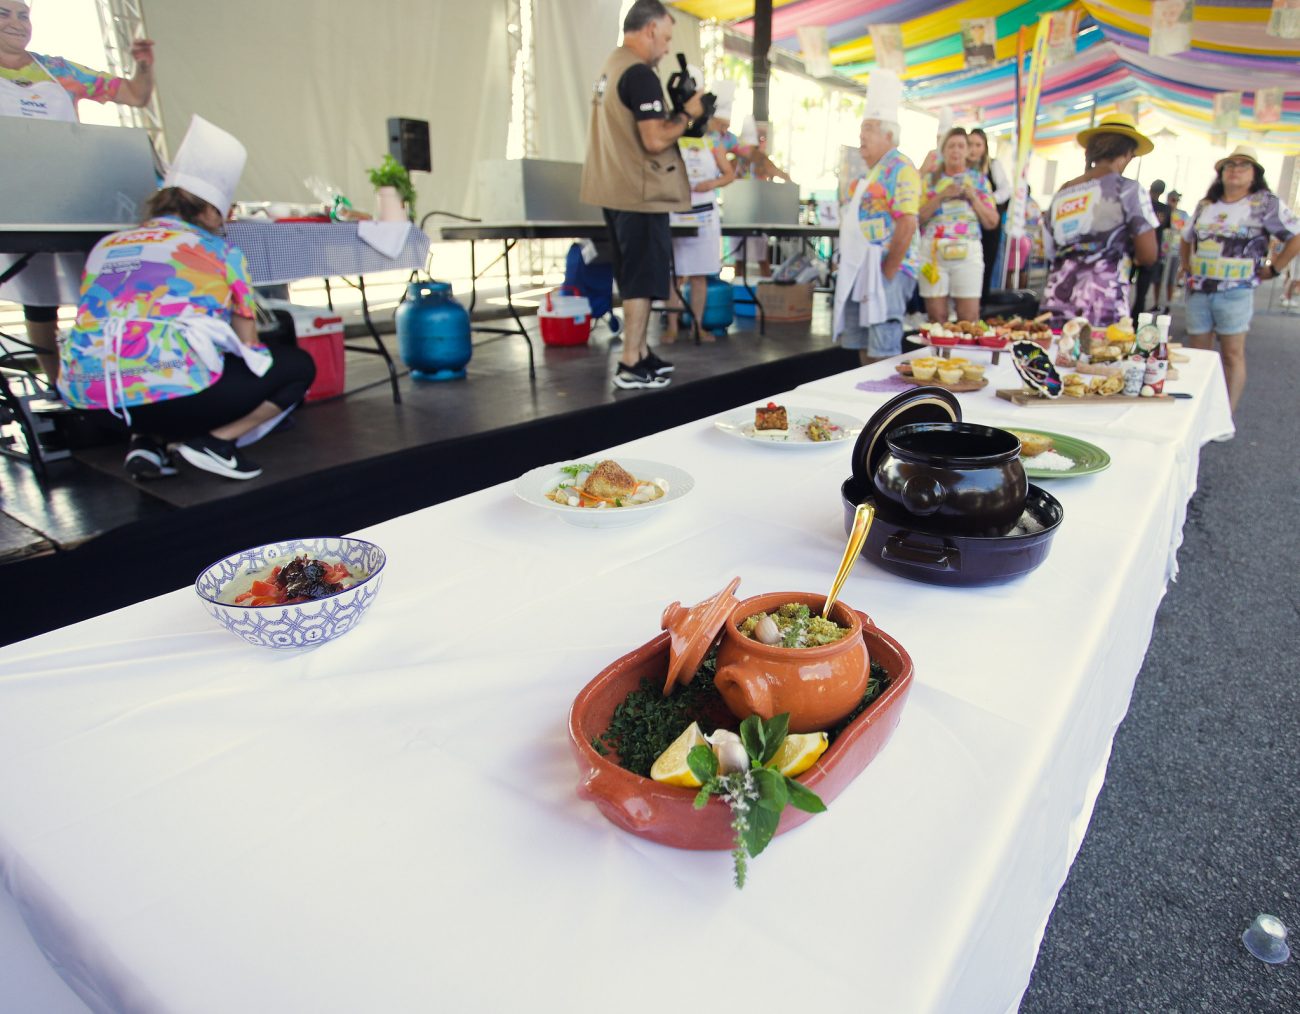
[534,1,703,164]
[143,0,511,217]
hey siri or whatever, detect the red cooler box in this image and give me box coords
[538,286,592,347]
[262,299,346,401]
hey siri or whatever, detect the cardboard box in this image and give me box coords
[755,280,814,321]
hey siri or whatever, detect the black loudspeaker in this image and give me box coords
[387,118,431,173]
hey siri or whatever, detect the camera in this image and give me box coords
[665,54,715,138]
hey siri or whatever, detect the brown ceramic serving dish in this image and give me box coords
[568,612,914,850]
[714,591,869,733]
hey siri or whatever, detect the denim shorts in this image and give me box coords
[1185,287,1255,336]
[841,270,917,357]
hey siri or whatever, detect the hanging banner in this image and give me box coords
[1149,0,1194,57]
[1268,0,1300,39]
[797,25,834,77]
[1044,9,1080,66]
[1255,88,1284,125]
[1278,154,1298,208]
[1117,99,1140,119]
[1008,18,1051,249]
[1212,91,1241,131]
[870,24,906,74]
[961,18,998,69]
[1211,132,1228,147]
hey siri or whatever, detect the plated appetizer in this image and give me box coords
[545,459,667,509]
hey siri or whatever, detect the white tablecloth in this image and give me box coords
[0,354,1231,1013]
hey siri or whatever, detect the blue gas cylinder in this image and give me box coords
[396,281,472,381]
[682,275,735,335]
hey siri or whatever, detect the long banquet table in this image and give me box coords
[0,348,1232,1013]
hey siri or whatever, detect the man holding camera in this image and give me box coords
[580,0,704,390]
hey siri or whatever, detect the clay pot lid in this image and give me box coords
[660,576,742,696]
[852,387,961,483]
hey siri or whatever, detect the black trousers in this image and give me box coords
[126,347,315,441]
[1132,260,1163,316]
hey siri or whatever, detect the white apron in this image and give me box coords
[671,137,723,277]
[0,56,89,307]
[833,173,887,341]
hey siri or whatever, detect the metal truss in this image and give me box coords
[93,0,168,159]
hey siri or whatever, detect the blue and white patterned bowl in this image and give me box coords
[195,537,387,650]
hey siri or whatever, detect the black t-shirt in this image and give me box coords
[1152,198,1170,250]
[617,63,668,122]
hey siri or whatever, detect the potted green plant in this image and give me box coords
[367,154,416,222]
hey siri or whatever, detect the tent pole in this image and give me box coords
[752,0,772,124]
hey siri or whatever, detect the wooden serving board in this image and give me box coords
[995,388,1178,406]
[897,365,989,392]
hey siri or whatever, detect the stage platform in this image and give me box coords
[3,297,860,645]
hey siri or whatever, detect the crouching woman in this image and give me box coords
[58,117,314,480]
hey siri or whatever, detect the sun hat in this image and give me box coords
[162,115,247,218]
[1076,113,1154,156]
[1215,145,1263,172]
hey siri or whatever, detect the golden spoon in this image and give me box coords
[823,503,875,619]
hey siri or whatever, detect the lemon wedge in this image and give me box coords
[768,731,829,778]
[650,722,708,787]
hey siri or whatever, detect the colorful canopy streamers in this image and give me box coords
[671,0,1300,149]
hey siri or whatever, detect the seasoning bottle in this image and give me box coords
[1142,314,1171,394]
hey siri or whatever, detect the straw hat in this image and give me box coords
[1215,145,1263,172]
[1076,113,1154,156]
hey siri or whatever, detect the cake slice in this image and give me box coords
[754,402,789,438]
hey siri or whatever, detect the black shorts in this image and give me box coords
[602,209,671,301]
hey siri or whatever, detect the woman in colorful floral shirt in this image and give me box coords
[1181,146,1300,414]
[0,0,157,383]
[917,127,998,325]
[60,118,315,482]
[1042,115,1159,328]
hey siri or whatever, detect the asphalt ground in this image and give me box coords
[1021,293,1299,1011]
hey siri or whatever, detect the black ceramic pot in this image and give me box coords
[841,476,1062,586]
[872,422,1028,537]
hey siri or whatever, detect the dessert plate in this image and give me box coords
[713,405,863,447]
[1014,429,1111,479]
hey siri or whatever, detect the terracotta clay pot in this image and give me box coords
[568,612,914,850]
[713,591,869,733]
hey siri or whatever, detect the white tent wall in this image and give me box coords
[142,0,511,217]
[533,1,702,162]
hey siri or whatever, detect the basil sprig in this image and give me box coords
[686,713,826,889]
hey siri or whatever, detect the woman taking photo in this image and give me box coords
[59,117,315,481]
[1041,114,1159,327]
[966,128,1011,296]
[917,127,998,325]
[1181,145,1300,415]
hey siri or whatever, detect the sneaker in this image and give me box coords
[642,350,674,375]
[124,435,178,481]
[176,434,263,479]
[612,362,670,390]
[1282,297,1293,307]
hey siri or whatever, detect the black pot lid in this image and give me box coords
[851,386,961,482]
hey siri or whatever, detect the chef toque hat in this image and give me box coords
[863,68,903,124]
[712,80,736,119]
[162,115,247,218]
[739,115,759,145]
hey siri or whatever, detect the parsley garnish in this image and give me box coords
[559,462,599,480]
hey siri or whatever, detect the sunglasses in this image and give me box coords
[1221,160,1255,170]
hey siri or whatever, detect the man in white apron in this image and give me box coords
[0,0,156,383]
[832,70,920,364]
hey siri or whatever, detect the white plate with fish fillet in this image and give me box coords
[713,405,863,448]
[514,458,695,528]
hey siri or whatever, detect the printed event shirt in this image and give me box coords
[59,217,258,411]
[1041,172,1157,326]
[0,53,123,104]
[855,147,921,278]
[1182,192,1299,292]
[921,168,991,244]
[1164,208,1189,257]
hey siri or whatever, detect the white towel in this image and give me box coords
[851,245,888,328]
[357,221,412,259]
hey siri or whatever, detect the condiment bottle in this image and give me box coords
[1142,314,1171,394]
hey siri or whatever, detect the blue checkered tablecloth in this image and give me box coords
[224,221,430,285]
